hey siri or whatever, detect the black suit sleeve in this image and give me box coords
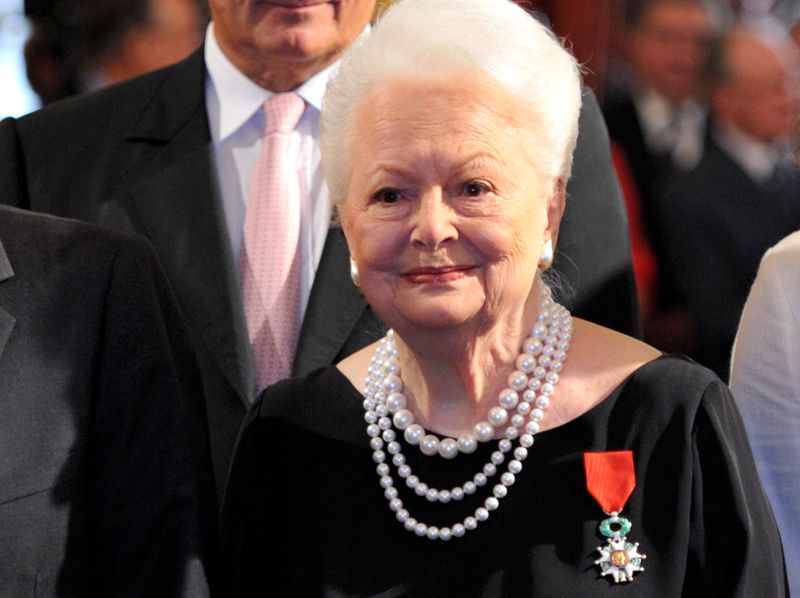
[88,235,214,597]
[555,89,641,338]
[0,117,29,209]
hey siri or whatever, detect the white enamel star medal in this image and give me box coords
[584,451,647,584]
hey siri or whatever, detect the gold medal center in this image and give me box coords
[610,550,629,566]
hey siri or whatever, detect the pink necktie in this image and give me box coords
[240,93,306,390]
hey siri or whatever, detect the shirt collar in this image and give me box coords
[714,122,785,184]
[204,22,366,142]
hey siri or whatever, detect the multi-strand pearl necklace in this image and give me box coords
[362,285,572,541]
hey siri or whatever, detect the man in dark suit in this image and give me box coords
[659,27,800,378]
[0,0,638,499]
[0,205,210,597]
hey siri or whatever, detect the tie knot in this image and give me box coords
[264,93,305,135]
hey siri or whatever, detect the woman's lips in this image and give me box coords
[403,266,473,284]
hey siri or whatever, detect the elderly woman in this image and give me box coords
[222,0,786,595]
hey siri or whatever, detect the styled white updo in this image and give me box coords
[320,0,582,206]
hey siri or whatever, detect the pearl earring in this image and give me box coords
[350,256,360,287]
[539,239,554,270]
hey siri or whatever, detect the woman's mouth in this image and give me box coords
[403,266,473,284]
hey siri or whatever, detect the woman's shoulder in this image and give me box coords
[557,320,724,426]
[251,367,364,440]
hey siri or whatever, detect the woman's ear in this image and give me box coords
[546,178,567,248]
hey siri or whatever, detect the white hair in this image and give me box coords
[320,0,582,206]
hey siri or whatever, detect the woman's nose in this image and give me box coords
[410,191,458,251]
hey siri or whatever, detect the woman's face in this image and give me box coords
[340,77,563,334]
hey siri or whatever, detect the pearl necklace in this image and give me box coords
[362,285,572,540]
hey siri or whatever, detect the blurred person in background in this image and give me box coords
[22,0,205,103]
[659,25,800,378]
[603,0,712,354]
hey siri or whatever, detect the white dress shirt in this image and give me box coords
[730,230,800,598]
[713,122,787,185]
[204,23,334,321]
[634,87,707,171]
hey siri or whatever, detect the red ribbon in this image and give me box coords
[584,451,635,513]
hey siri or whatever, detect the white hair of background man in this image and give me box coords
[320,0,583,206]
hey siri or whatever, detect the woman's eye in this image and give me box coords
[462,181,490,197]
[373,188,402,204]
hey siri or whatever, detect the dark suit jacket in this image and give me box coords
[660,138,800,378]
[0,206,210,597]
[0,48,637,498]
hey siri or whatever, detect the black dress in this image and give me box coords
[223,356,786,597]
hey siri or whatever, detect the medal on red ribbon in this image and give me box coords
[584,451,646,583]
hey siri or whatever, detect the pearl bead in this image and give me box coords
[382,374,403,393]
[476,507,490,521]
[488,407,508,427]
[376,463,390,476]
[380,475,393,488]
[516,354,536,373]
[385,487,399,500]
[366,424,380,437]
[533,366,546,379]
[525,421,540,434]
[404,518,416,531]
[452,524,466,537]
[438,489,451,503]
[474,421,494,442]
[415,483,428,496]
[396,509,409,523]
[514,448,528,461]
[485,497,499,511]
[464,481,477,495]
[536,396,550,409]
[509,459,523,473]
[404,424,424,445]
[438,527,452,541]
[505,427,519,440]
[426,488,438,502]
[494,484,507,498]
[523,337,542,355]
[363,399,375,411]
[389,497,402,510]
[491,451,505,465]
[415,523,427,537]
[464,517,478,530]
[507,371,528,392]
[393,409,413,430]
[499,439,513,452]
[386,392,407,413]
[372,450,385,463]
[474,473,488,486]
[387,441,401,455]
[375,404,388,417]
[370,437,384,450]
[457,435,478,454]
[420,435,440,456]
[520,434,534,448]
[364,411,378,424]
[406,475,419,488]
[499,389,519,409]
[384,358,400,374]
[451,487,464,501]
[537,355,551,368]
[392,453,405,466]
[545,372,559,384]
[438,438,459,459]
[426,526,439,540]
[511,414,524,428]
[532,323,547,339]
[483,463,497,477]
[517,402,531,415]
[397,464,411,478]
[382,429,396,442]
[501,472,516,486]
[528,379,541,392]
[378,417,392,430]
[541,383,555,396]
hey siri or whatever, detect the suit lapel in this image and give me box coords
[0,236,16,362]
[122,49,254,406]
[293,228,369,376]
